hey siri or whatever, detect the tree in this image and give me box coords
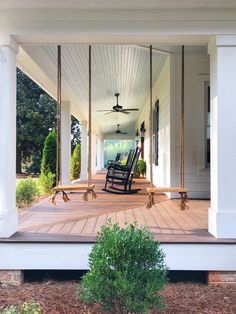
[17,69,81,174]
[39,130,57,193]
[71,116,81,151]
[16,68,56,173]
[40,130,57,176]
[71,143,81,180]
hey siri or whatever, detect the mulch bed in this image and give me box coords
[0,281,235,313]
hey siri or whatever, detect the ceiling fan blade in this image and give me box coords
[120,111,130,114]
[122,108,139,111]
[120,132,127,135]
[105,111,115,115]
[97,110,114,112]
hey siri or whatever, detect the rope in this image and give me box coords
[180,45,185,188]
[51,45,97,204]
[56,45,62,187]
[87,45,97,199]
[88,45,92,185]
[149,45,154,187]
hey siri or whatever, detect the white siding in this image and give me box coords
[139,53,210,199]
[135,55,171,187]
[173,55,210,198]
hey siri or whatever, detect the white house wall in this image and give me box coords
[138,53,210,198]
[173,54,210,198]
[135,55,171,188]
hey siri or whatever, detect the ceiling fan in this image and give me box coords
[98,93,139,115]
[114,124,127,135]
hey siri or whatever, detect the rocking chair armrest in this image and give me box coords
[108,164,129,171]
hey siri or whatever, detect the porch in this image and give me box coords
[1,173,236,272]
[15,172,218,244]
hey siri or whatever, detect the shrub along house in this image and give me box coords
[0,1,236,284]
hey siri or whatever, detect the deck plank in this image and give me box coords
[82,216,98,234]
[59,221,76,234]
[70,219,87,234]
[133,207,147,227]
[93,214,107,235]
[116,210,127,228]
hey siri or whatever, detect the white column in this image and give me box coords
[61,101,71,185]
[0,36,18,237]
[96,137,104,171]
[91,132,97,175]
[208,35,236,238]
[99,138,104,170]
[80,121,88,181]
[96,137,101,171]
[100,139,105,170]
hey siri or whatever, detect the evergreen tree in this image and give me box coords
[41,130,57,176]
[71,144,81,180]
[16,68,56,173]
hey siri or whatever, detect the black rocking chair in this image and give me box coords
[104,147,141,194]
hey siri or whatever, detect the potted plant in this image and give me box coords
[136,159,146,178]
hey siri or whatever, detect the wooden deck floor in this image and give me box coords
[16,172,224,243]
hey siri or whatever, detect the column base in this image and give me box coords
[0,207,18,238]
[61,179,71,185]
[208,207,236,238]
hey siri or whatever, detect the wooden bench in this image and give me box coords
[146,187,188,210]
[51,184,96,204]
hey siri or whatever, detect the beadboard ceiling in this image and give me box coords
[43,45,166,136]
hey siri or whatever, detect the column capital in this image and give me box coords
[0,35,18,54]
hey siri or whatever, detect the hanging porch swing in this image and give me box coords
[146,45,188,210]
[50,45,96,205]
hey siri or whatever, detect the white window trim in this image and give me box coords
[196,74,210,172]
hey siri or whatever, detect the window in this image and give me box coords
[153,99,159,166]
[205,81,210,167]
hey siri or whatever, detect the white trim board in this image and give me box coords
[0,243,235,271]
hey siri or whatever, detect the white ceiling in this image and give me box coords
[43,45,166,136]
[1,0,236,10]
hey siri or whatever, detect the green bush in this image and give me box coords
[137,159,146,177]
[40,130,57,190]
[40,130,56,177]
[80,221,168,314]
[16,177,38,207]
[71,143,81,180]
[0,305,18,314]
[21,300,42,314]
[1,301,42,314]
[38,171,55,195]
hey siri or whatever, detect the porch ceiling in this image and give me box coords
[19,45,166,137]
[46,45,166,136]
[2,0,236,10]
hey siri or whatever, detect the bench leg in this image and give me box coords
[83,189,97,201]
[50,191,59,205]
[146,192,155,209]
[62,191,70,202]
[179,192,189,210]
